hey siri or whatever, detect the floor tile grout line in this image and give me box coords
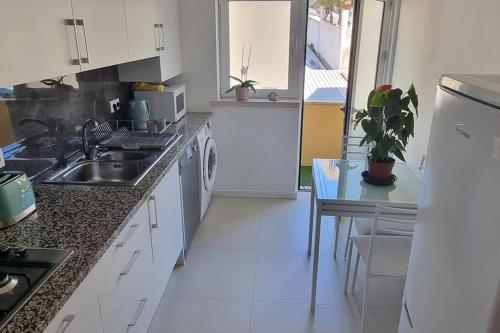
[163,295,253,302]
[248,206,265,333]
[161,295,402,311]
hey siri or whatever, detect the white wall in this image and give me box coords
[210,105,300,198]
[307,15,320,48]
[172,0,219,113]
[176,0,306,198]
[392,0,500,171]
[307,17,342,69]
[307,13,350,70]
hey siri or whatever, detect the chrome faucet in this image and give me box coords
[82,119,98,160]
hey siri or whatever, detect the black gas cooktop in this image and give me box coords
[0,247,72,330]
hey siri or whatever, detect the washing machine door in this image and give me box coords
[203,137,217,191]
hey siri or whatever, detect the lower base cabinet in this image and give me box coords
[44,273,103,333]
[118,269,162,333]
[45,164,184,333]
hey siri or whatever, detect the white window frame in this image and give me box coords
[218,0,303,99]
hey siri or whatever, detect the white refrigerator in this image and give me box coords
[399,74,500,333]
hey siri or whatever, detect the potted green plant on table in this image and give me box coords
[354,84,419,183]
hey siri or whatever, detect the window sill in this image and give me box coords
[211,98,301,109]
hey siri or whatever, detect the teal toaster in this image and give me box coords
[0,171,36,228]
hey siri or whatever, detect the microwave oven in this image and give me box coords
[134,84,187,123]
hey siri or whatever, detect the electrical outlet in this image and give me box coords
[109,98,120,114]
[0,148,4,169]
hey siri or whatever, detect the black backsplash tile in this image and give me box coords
[0,65,132,147]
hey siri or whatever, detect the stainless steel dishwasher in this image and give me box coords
[179,140,201,251]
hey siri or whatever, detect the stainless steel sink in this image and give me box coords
[2,159,57,179]
[96,150,151,161]
[44,134,181,186]
[49,161,143,185]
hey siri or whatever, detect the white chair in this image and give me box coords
[343,215,415,259]
[342,135,370,161]
[344,204,416,333]
[341,135,371,259]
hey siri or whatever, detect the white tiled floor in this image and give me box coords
[148,192,404,333]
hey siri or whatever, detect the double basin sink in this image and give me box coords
[45,149,171,186]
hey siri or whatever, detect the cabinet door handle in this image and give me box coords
[154,24,161,51]
[160,23,165,50]
[120,250,141,276]
[64,19,82,66]
[58,314,76,333]
[116,223,138,248]
[75,19,90,64]
[149,196,159,229]
[403,300,414,328]
[128,298,148,327]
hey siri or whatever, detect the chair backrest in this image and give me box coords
[342,135,370,160]
[365,204,417,275]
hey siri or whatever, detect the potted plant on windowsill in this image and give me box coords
[225,44,258,102]
[225,76,258,101]
[354,84,419,183]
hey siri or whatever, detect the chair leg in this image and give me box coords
[360,274,370,333]
[344,240,353,294]
[333,216,340,258]
[351,252,360,291]
[344,217,354,260]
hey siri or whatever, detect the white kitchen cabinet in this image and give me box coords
[118,0,183,82]
[123,163,185,332]
[123,0,159,62]
[70,0,129,71]
[45,164,184,333]
[0,0,80,87]
[98,203,153,333]
[148,163,184,271]
[157,0,183,80]
[44,271,103,333]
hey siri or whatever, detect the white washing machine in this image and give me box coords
[196,120,217,220]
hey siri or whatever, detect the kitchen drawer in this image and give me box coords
[44,273,103,333]
[94,203,150,280]
[117,272,157,333]
[122,252,179,333]
[98,219,153,333]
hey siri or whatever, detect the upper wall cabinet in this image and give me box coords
[117,0,182,82]
[123,0,159,62]
[71,0,129,71]
[0,1,80,86]
[159,0,183,80]
[0,0,173,87]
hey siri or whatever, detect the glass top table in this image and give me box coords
[308,159,421,311]
[313,159,420,205]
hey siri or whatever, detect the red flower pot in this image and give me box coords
[367,157,395,181]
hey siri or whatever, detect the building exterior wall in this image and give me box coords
[301,102,344,166]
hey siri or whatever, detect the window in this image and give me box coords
[218,0,303,99]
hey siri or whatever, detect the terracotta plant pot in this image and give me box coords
[235,86,250,101]
[367,157,395,181]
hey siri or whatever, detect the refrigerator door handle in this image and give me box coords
[403,299,414,329]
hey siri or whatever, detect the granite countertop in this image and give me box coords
[0,112,212,333]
